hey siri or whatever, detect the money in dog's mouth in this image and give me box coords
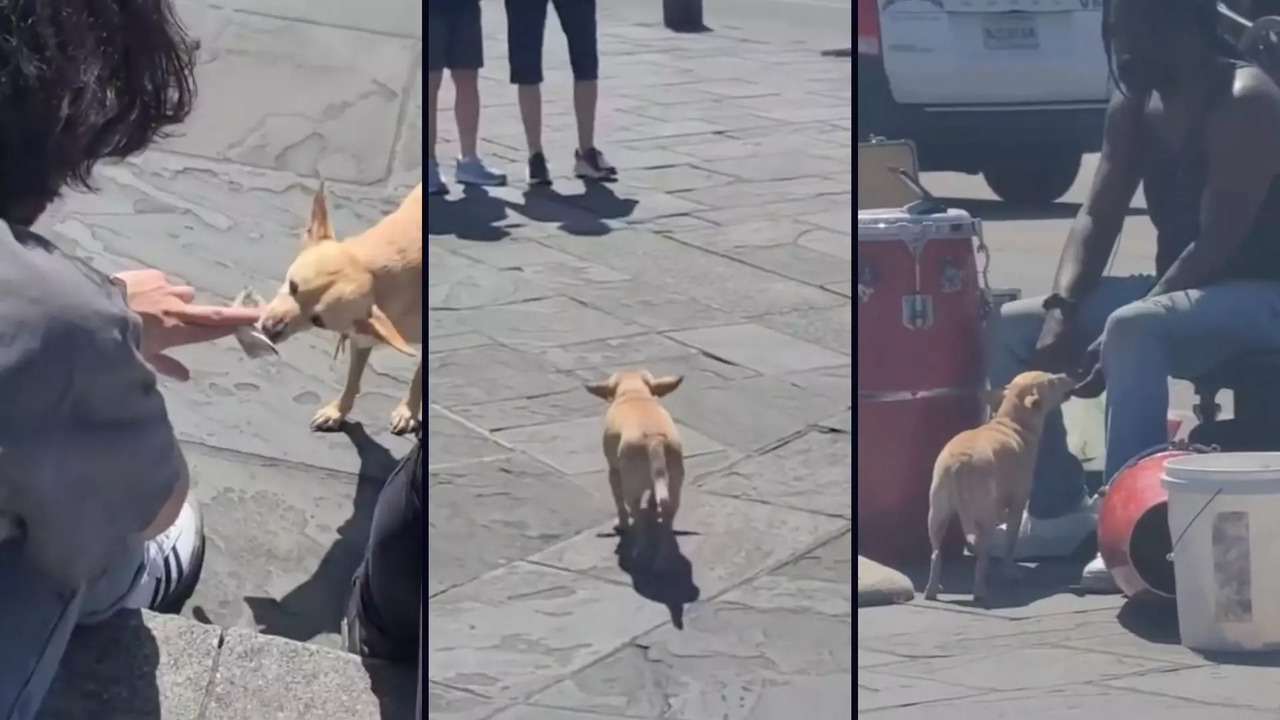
[232,287,279,359]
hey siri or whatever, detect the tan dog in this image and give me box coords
[586,370,686,567]
[259,183,422,435]
[923,371,1077,604]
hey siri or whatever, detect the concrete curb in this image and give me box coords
[39,611,415,719]
[857,556,916,608]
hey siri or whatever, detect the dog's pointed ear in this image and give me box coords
[585,375,618,400]
[303,181,336,247]
[352,306,415,355]
[1023,389,1042,411]
[647,375,684,397]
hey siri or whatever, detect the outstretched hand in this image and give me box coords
[113,269,262,381]
[1070,337,1106,400]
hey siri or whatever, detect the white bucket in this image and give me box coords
[1162,452,1280,653]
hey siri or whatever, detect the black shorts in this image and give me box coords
[505,0,599,86]
[427,2,484,72]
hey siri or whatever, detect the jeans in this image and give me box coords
[985,275,1280,519]
[0,536,146,720]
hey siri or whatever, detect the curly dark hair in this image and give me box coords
[0,0,198,224]
[1101,0,1240,96]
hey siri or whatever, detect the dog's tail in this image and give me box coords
[648,440,671,523]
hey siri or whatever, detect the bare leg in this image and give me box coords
[312,345,373,432]
[427,71,443,162]
[452,70,480,159]
[517,84,544,155]
[389,361,422,436]
[573,80,597,152]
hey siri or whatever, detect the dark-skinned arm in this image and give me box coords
[1148,76,1280,296]
[1051,90,1146,302]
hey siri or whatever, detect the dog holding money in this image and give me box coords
[258,182,422,435]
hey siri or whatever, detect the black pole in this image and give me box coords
[663,0,708,33]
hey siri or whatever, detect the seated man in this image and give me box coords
[984,0,1280,591]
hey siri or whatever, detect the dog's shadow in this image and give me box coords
[904,556,1090,610]
[608,528,702,629]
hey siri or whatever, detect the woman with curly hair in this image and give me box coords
[0,2,261,716]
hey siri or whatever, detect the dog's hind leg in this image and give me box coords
[971,524,992,605]
[998,489,1031,585]
[923,493,950,600]
[389,360,422,435]
[608,465,628,533]
[312,344,372,432]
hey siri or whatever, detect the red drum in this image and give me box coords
[857,208,986,568]
[1098,442,1213,602]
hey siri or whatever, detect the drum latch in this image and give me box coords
[902,294,934,330]
[858,255,877,303]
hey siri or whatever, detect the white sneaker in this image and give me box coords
[126,500,206,613]
[1079,553,1121,594]
[454,155,507,186]
[986,494,1101,561]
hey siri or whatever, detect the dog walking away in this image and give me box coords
[923,371,1076,604]
[585,370,686,568]
[259,182,423,435]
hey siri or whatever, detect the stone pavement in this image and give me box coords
[859,566,1280,717]
[428,4,852,720]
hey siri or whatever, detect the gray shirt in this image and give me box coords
[0,221,181,591]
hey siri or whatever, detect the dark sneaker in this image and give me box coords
[526,152,553,187]
[574,147,618,180]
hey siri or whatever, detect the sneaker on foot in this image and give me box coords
[454,155,507,186]
[427,159,447,196]
[986,494,1099,561]
[526,152,553,187]
[574,147,617,180]
[1079,553,1121,594]
[126,501,207,614]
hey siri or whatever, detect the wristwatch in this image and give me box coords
[1042,293,1080,316]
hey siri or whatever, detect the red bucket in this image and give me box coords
[1096,442,1214,601]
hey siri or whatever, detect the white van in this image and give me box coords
[858,0,1111,204]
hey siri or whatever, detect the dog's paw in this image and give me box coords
[310,403,349,433]
[388,404,421,436]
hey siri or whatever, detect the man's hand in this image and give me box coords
[1071,336,1106,400]
[1030,309,1079,373]
[113,269,261,381]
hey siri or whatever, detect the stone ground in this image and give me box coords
[427,4,853,720]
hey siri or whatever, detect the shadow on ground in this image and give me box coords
[505,183,639,237]
[243,422,398,643]
[1117,600,1280,668]
[937,197,1149,223]
[427,188,512,242]
[41,611,161,719]
[901,557,1090,610]
[615,528,701,629]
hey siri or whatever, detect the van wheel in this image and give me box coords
[982,149,1083,205]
